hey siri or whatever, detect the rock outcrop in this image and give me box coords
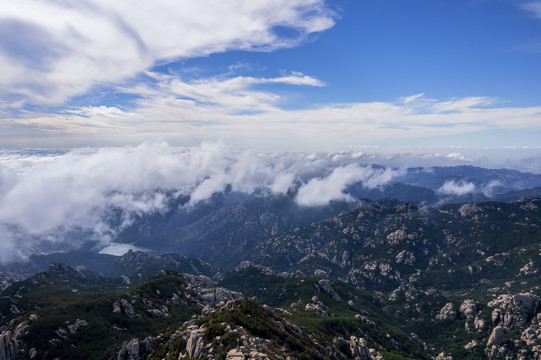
[488,293,540,329]
[436,302,457,321]
[305,296,328,316]
[317,279,342,301]
[485,326,507,359]
[117,338,140,360]
[185,326,206,358]
[520,313,541,346]
[487,326,505,347]
[0,331,18,360]
[459,299,478,319]
[459,299,478,331]
[395,250,416,266]
[349,336,372,360]
[113,299,141,319]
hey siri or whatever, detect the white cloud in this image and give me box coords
[521,2,541,18]
[437,180,476,196]
[447,153,466,161]
[0,143,417,261]
[0,143,331,257]
[4,87,540,152]
[0,0,335,105]
[481,180,502,197]
[270,173,296,195]
[437,179,507,198]
[74,106,126,117]
[295,164,402,206]
[0,142,540,262]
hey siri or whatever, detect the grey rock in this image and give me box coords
[520,313,541,346]
[196,288,243,307]
[488,293,540,329]
[186,328,205,358]
[314,269,329,278]
[143,337,154,353]
[66,319,88,335]
[13,322,29,341]
[487,326,505,347]
[0,331,18,360]
[458,203,481,217]
[117,338,140,360]
[459,299,477,319]
[317,279,341,301]
[236,261,275,276]
[395,250,415,266]
[349,336,372,360]
[114,299,141,319]
[435,352,453,360]
[436,302,457,321]
[146,306,169,318]
[305,296,328,316]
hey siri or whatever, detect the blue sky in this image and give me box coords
[1,0,541,154]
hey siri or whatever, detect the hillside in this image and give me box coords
[0,197,539,359]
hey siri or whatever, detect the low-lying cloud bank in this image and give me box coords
[0,142,407,261]
[437,180,502,197]
[296,165,403,206]
[0,142,537,263]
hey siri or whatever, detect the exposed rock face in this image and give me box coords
[519,260,539,276]
[66,319,88,335]
[0,331,18,360]
[334,336,379,360]
[485,326,507,359]
[194,287,243,307]
[226,347,245,359]
[395,250,415,266]
[113,299,141,319]
[146,306,169,318]
[474,314,485,331]
[436,302,457,321]
[305,296,328,316]
[521,313,541,346]
[386,229,407,244]
[459,299,477,319]
[236,261,276,276]
[464,340,478,349]
[314,269,329,278]
[317,279,341,301]
[185,327,205,358]
[458,203,481,217]
[349,336,372,360]
[0,273,25,291]
[53,319,89,340]
[488,293,540,328]
[487,326,505,347]
[460,299,478,331]
[435,352,453,360]
[13,321,29,341]
[117,338,140,360]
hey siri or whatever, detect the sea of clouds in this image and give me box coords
[0,141,537,263]
[0,142,405,261]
